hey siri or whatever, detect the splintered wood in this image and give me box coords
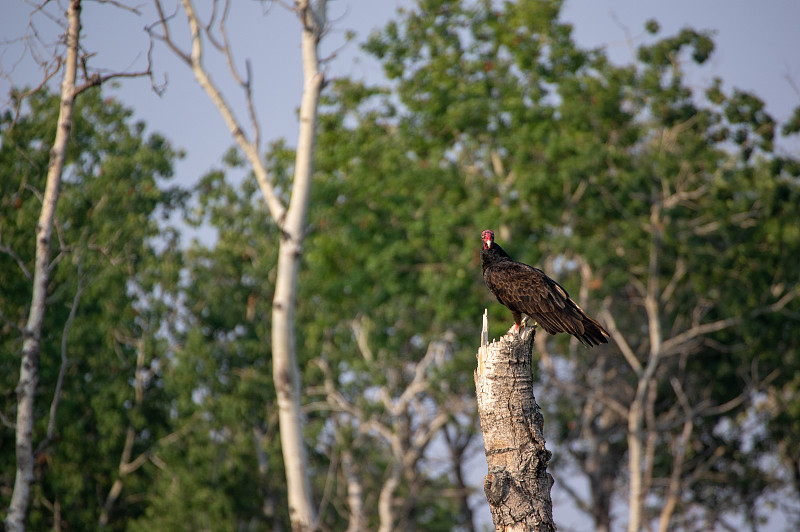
[474,312,556,532]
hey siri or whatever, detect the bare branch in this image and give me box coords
[315,332,466,531]
[556,476,594,516]
[147,0,191,64]
[95,0,145,15]
[144,32,167,94]
[153,0,287,225]
[660,287,798,358]
[660,316,741,356]
[0,239,32,280]
[627,204,666,532]
[212,0,262,151]
[755,286,800,315]
[661,258,686,304]
[641,378,658,505]
[340,446,366,532]
[35,264,86,457]
[392,338,449,416]
[75,67,155,95]
[350,315,374,361]
[315,437,338,525]
[1,2,64,119]
[99,333,180,526]
[657,378,694,532]
[0,409,15,430]
[9,58,64,124]
[0,306,24,337]
[599,305,641,373]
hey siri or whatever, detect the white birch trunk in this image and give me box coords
[271,2,324,530]
[178,0,287,225]
[377,467,400,532]
[341,449,366,532]
[158,2,325,528]
[5,2,81,530]
[627,203,664,532]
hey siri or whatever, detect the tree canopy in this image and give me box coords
[1,87,184,528]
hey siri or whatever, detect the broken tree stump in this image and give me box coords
[474,310,556,532]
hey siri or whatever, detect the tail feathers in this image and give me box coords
[529,310,610,347]
[575,315,610,347]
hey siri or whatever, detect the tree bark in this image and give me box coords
[271,2,324,530]
[340,448,366,532]
[627,202,665,532]
[474,311,556,532]
[5,2,81,531]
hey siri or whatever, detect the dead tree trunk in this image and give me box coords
[5,3,81,530]
[474,310,556,532]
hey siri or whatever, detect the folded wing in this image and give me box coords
[485,261,609,346]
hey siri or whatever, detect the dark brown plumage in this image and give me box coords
[481,229,609,347]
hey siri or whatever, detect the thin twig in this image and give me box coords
[599,305,641,373]
[0,240,32,280]
[35,264,86,457]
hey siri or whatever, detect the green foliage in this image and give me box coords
[781,104,800,136]
[1,88,184,529]
[313,0,800,528]
[128,158,288,530]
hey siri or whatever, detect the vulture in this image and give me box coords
[481,229,609,347]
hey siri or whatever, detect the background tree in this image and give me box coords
[0,86,183,530]
[2,1,162,528]
[5,4,83,527]
[128,162,287,531]
[311,0,800,529]
[141,141,479,530]
[148,2,327,527]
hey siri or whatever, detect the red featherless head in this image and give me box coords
[481,229,494,249]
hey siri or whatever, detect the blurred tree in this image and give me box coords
[130,0,800,529]
[304,76,496,530]
[141,141,478,530]
[0,87,184,530]
[148,2,327,527]
[307,0,800,530]
[129,163,287,531]
[2,1,166,529]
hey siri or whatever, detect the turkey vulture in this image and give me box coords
[481,229,609,347]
